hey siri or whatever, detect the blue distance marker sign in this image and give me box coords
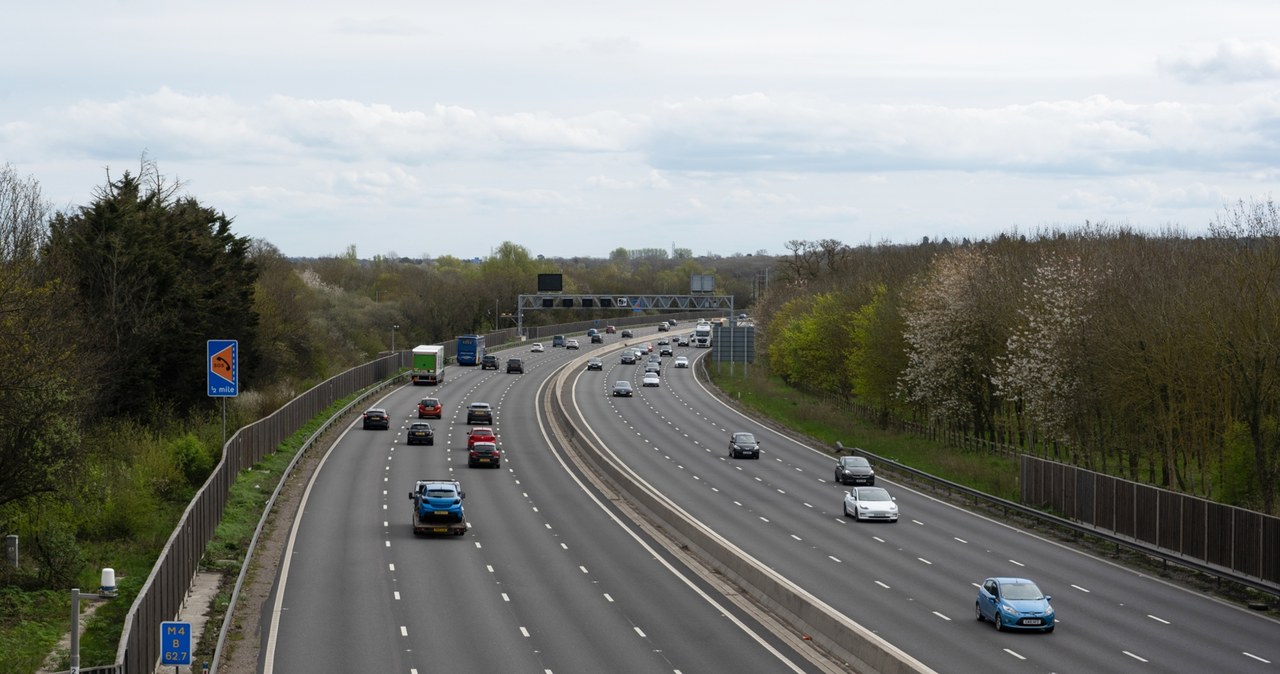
[160,621,192,666]
[207,339,238,397]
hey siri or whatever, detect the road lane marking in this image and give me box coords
[604,593,614,602]
[829,556,842,563]
[1244,653,1271,663]
[791,534,802,541]
[875,581,890,589]
[634,626,647,638]
[918,558,932,565]
[1123,651,1148,662]
[933,611,950,621]
[1147,615,1170,624]
[400,626,407,636]
[520,626,531,637]
[1003,649,1025,660]
[502,593,510,601]
[954,537,967,543]
[1071,584,1090,592]
[1008,559,1024,566]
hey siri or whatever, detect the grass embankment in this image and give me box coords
[703,363,1020,500]
[2,389,368,674]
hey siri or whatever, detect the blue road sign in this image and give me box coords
[161,621,192,666]
[207,340,238,397]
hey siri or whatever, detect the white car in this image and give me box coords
[843,487,899,522]
[673,356,689,368]
[566,339,580,350]
[642,373,660,387]
[531,342,545,353]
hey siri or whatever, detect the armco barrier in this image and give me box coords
[546,351,934,674]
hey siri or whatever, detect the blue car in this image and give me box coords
[975,577,1055,632]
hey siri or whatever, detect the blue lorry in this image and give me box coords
[456,334,486,366]
[408,479,468,536]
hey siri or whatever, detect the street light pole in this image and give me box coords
[391,324,399,354]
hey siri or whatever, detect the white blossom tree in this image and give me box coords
[994,251,1105,446]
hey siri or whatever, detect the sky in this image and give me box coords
[3,1,1279,260]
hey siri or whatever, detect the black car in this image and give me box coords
[835,455,875,485]
[362,408,390,430]
[677,337,689,347]
[591,334,604,343]
[659,346,674,357]
[406,422,434,445]
[612,381,633,397]
[729,431,760,459]
[621,329,634,338]
[587,357,603,371]
[481,354,499,370]
[468,442,502,468]
[620,352,636,364]
[506,358,524,374]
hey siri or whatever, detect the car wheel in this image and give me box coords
[854,508,862,522]
[994,613,1004,631]
[975,603,983,622]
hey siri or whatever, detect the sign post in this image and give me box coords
[208,340,239,453]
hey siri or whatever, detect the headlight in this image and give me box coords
[858,504,870,510]
[1001,604,1019,615]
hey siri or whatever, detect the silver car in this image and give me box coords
[843,487,898,522]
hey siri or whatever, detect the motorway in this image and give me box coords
[260,324,1280,673]
[562,331,1280,673]
[259,331,831,674]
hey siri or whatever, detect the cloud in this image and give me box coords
[9,87,1280,194]
[646,92,1280,175]
[1160,39,1280,84]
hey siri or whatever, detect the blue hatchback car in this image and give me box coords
[976,577,1055,632]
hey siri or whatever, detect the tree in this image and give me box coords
[0,164,82,508]
[1207,198,1280,510]
[44,162,259,417]
[899,246,1012,437]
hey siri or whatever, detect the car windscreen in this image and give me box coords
[857,488,891,501]
[1001,583,1043,600]
[843,457,869,467]
[734,433,756,444]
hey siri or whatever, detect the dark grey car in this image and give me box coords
[835,455,875,485]
[729,432,760,459]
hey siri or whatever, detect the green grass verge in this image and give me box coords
[704,363,1020,500]
[3,387,374,674]
[0,589,66,674]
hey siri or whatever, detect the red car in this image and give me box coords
[417,397,442,419]
[605,325,617,334]
[467,427,496,448]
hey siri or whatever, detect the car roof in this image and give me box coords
[367,407,387,413]
[990,577,1036,585]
